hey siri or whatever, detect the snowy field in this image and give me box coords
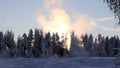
[0,57,119,68]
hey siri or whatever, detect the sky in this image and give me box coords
[0,0,120,40]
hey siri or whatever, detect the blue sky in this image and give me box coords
[0,0,119,40]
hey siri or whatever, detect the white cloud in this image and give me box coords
[92,21,119,32]
[95,17,114,21]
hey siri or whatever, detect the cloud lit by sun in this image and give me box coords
[37,8,70,37]
[37,0,96,50]
[37,0,95,36]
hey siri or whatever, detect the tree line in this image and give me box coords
[82,34,120,57]
[0,29,69,58]
[0,29,120,58]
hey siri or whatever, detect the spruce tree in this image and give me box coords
[4,30,16,57]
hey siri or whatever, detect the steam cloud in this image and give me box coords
[37,0,96,36]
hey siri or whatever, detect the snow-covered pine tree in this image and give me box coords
[4,30,16,57]
[21,33,28,57]
[33,29,42,58]
[61,34,69,57]
[41,37,46,57]
[96,34,107,57]
[27,29,34,57]
[88,34,93,56]
[38,29,44,57]
[16,36,23,57]
[101,37,107,57]
[91,38,98,57]
[114,36,120,56]
[104,36,111,57]
[51,33,56,56]
[0,32,4,52]
[110,36,116,57]
[97,34,103,57]
[83,33,89,51]
[55,33,65,57]
[69,32,88,57]
[44,32,52,57]
[0,32,7,57]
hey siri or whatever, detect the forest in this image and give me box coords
[0,29,120,58]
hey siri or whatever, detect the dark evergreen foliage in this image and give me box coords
[0,29,120,58]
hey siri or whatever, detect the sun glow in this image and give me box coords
[52,20,69,37]
[44,19,71,51]
[37,0,95,51]
[37,9,71,50]
[67,33,71,51]
[51,19,71,51]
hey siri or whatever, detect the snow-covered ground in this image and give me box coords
[0,57,119,68]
